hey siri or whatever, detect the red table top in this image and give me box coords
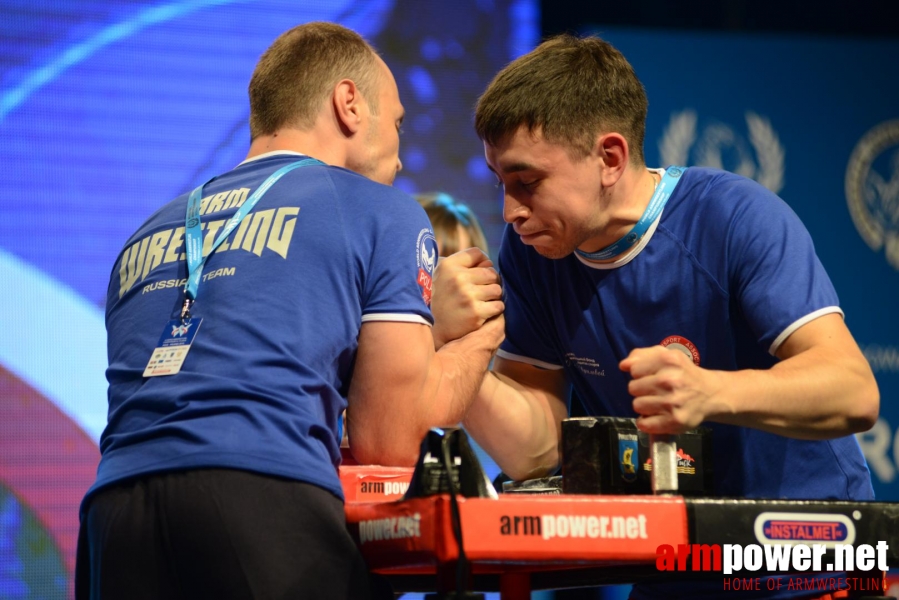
[345,493,688,572]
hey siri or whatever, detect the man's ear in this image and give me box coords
[332,79,363,136]
[596,132,629,186]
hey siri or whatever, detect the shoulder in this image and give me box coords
[326,167,427,222]
[324,166,417,204]
[237,156,418,212]
[673,167,781,206]
[666,167,799,229]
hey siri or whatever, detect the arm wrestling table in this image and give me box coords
[341,466,899,600]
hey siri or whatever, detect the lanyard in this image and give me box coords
[181,157,322,320]
[575,166,687,262]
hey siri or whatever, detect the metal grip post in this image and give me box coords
[650,434,678,494]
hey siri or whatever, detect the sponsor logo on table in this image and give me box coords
[359,514,422,544]
[499,513,649,541]
[358,480,410,497]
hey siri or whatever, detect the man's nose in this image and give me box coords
[502,192,528,224]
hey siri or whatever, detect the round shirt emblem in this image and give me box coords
[660,335,700,366]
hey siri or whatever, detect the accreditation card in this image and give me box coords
[143,318,203,377]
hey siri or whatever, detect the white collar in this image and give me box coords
[575,168,666,271]
[237,150,307,166]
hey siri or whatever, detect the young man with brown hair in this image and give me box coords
[446,34,879,600]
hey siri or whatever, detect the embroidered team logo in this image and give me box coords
[845,119,899,271]
[659,109,785,194]
[660,335,700,365]
[416,228,438,305]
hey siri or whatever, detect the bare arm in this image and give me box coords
[347,315,505,466]
[622,313,879,439]
[462,356,570,481]
[347,248,505,466]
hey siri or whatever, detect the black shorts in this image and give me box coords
[76,468,380,600]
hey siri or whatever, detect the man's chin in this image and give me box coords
[531,243,573,260]
[380,170,398,186]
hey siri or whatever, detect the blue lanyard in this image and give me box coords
[181,158,322,320]
[575,166,686,262]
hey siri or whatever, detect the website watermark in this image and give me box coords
[656,542,889,592]
[656,542,889,575]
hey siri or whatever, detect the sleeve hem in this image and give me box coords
[768,306,845,356]
[496,349,563,370]
[361,313,432,326]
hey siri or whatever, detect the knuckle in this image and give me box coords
[657,371,681,390]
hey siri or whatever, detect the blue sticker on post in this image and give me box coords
[143,318,203,377]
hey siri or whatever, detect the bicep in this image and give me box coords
[774,313,862,362]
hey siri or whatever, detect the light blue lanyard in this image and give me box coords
[575,166,687,262]
[181,157,322,320]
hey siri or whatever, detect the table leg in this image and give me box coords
[500,572,531,600]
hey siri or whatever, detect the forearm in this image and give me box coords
[708,345,879,439]
[348,320,501,467]
[463,370,563,481]
[420,327,502,430]
[627,315,879,440]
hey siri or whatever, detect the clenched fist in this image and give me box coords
[620,345,726,434]
[431,247,504,349]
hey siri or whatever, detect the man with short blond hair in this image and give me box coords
[248,21,381,136]
[76,21,503,600]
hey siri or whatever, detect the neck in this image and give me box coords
[245,125,348,168]
[578,166,659,256]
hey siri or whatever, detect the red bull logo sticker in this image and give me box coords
[644,448,697,475]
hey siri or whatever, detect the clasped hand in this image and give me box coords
[431,247,505,349]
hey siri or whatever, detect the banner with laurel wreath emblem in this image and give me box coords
[592,27,899,501]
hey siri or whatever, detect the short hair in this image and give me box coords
[475,34,648,164]
[248,22,380,139]
[416,193,489,256]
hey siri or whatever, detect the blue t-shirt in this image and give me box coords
[498,167,873,502]
[87,152,437,505]
[499,168,873,599]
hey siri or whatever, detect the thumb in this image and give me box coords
[442,247,488,269]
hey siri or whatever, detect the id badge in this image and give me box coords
[143,318,203,377]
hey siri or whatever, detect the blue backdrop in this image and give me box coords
[593,27,899,502]
[2,4,897,597]
[0,1,536,596]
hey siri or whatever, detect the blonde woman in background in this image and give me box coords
[416,192,489,256]
[339,192,494,456]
